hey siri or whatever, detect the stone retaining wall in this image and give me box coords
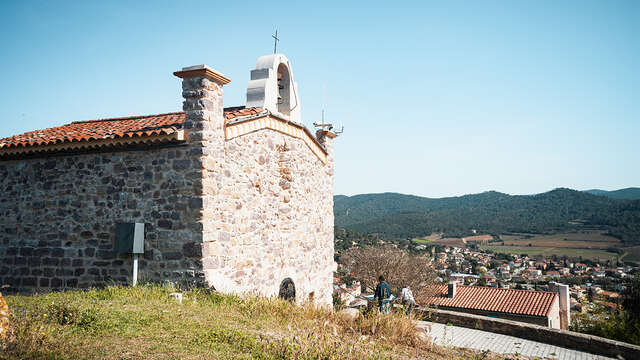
[418,307,640,359]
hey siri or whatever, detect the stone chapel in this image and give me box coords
[0,54,338,306]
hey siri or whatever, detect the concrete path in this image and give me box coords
[417,321,615,360]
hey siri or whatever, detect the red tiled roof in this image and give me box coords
[600,291,620,298]
[0,107,264,149]
[426,284,557,317]
[224,107,265,120]
[0,112,185,149]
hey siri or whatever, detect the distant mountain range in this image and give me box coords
[333,188,640,244]
[584,187,640,200]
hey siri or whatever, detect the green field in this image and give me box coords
[413,230,634,262]
[479,244,619,261]
[498,231,621,249]
[412,237,434,244]
[620,246,640,263]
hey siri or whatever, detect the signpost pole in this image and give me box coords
[133,254,139,286]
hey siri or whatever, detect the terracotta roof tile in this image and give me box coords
[0,112,186,149]
[0,107,264,149]
[426,284,557,317]
[224,107,265,120]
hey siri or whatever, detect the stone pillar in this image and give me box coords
[174,64,229,139]
[549,282,570,330]
[174,65,231,288]
[316,129,338,306]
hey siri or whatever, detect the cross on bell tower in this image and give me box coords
[272,29,279,54]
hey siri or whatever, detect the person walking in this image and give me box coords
[374,275,392,314]
[401,285,415,314]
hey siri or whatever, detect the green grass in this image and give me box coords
[412,237,434,244]
[479,245,619,261]
[620,246,640,263]
[0,284,505,360]
[498,231,621,250]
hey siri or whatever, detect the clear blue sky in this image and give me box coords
[0,1,638,198]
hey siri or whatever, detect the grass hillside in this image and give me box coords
[1,285,505,360]
[334,188,640,244]
[584,187,640,200]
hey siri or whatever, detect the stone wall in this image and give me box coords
[0,144,206,293]
[177,69,336,307]
[419,307,640,359]
[548,295,560,329]
[203,129,335,306]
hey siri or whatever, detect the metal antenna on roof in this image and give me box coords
[313,84,344,134]
[272,29,279,54]
[314,84,330,130]
[321,84,326,125]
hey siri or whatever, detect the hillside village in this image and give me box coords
[335,239,639,326]
[431,245,634,311]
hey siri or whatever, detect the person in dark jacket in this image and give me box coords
[374,275,392,314]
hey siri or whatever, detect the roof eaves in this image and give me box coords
[0,129,186,158]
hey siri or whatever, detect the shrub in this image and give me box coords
[45,301,98,328]
[340,245,436,301]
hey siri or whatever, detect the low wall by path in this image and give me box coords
[417,307,640,360]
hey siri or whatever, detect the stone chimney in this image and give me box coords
[173,64,230,173]
[173,64,231,283]
[174,64,230,133]
[549,282,570,330]
[448,281,457,298]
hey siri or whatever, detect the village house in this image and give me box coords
[0,54,338,306]
[574,263,588,272]
[332,277,362,306]
[527,267,543,277]
[449,272,479,285]
[545,270,561,278]
[426,281,570,329]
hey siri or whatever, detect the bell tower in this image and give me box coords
[246,54,301,123]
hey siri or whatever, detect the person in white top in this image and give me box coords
[401,285,415,314]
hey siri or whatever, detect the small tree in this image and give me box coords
[623,274,640,321]
[340,245,437,303]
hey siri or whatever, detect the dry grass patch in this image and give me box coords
[2,285,510,359]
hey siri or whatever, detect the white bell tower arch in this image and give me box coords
[246,54,301,124]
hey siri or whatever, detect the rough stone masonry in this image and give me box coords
[0,54,338,306]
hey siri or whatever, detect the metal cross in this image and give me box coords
[272,29,279,54]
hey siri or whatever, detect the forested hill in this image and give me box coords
[584,187,640,200]
[334,188,640,244]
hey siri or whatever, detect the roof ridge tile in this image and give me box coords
[71,112,185,124]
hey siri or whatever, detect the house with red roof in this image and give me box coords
[0,54,339,306]
[426,282,565,329]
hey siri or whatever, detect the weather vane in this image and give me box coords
[272,29,279,54]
